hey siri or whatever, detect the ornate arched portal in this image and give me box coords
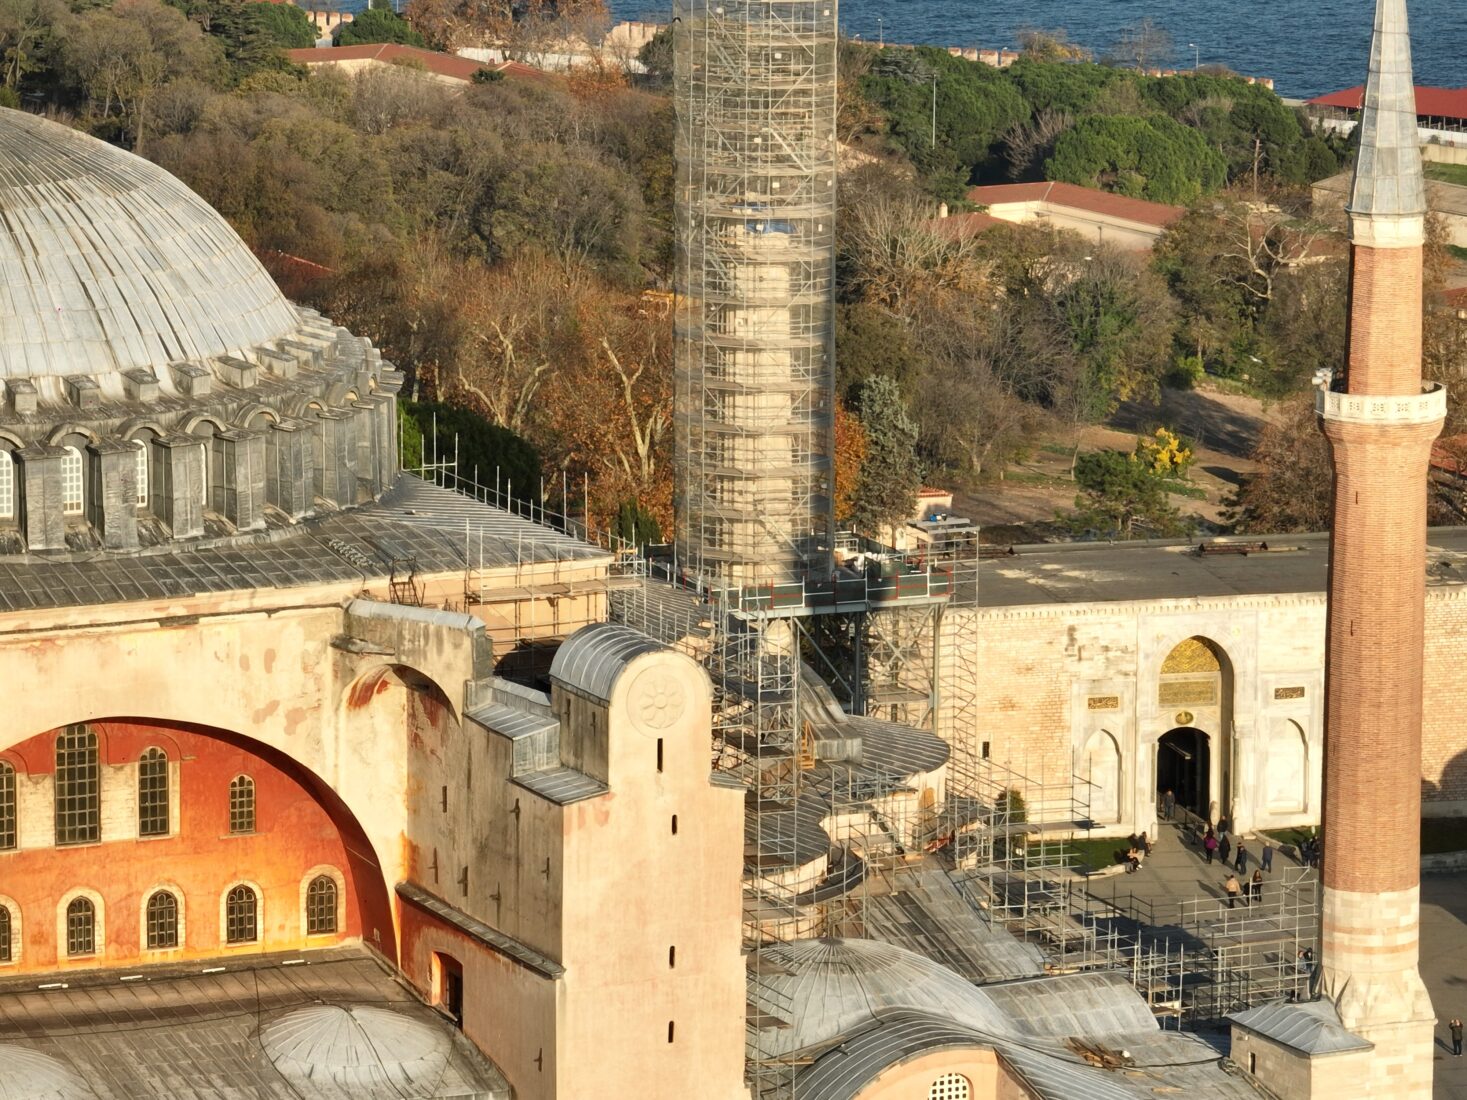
[1155,636,1234,823]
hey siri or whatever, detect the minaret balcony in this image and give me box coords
[1315,381,1446,425]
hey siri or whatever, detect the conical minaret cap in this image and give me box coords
[1347,0,1426,220]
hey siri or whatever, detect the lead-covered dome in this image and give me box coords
[0,107,299,383]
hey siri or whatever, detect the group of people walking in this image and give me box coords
[1224,868,1266,908]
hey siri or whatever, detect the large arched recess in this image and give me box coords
[0,717,397,967]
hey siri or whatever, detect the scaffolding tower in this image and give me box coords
[673,0,838,588]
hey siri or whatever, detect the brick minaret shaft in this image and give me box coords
[1317,0,1444,1092]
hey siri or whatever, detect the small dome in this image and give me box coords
[261,1004,451,1096]
[753,937,1014,1058]
[0,108,298,382]
[0,1044,88,1098]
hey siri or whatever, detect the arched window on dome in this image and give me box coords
[0,761,15,850]
[929,1073,971,1100]
[132,439,149,508]
[61,446,84,516]
[0,451,13,520]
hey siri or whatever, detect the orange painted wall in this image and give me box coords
[0,720,394,973]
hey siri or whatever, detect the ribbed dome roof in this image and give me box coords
[260,1004,452,1096]
[0,108,299,381]
[754,937,1013,1058]
[0,1044,88,1098]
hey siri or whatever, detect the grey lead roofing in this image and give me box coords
[0,107,300,380]
[0,475,605,614]
[548,620,665,703]
[1347,0,1427,217]
[1229,999,1374,1055]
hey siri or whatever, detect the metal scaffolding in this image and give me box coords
[673,0,838,588]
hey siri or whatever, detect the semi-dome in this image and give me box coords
[753,937,1014,1059]
[0,1044,88,1098]
[0,107,299,384]
[261,1005,453,1096]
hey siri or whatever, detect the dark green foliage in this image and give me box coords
[859,47,1028,197]
[612,500,662,547]
[401,400,541,503]
[850,375,922,542]
[1046,114,1226,204]
[336,7,424,46]
[1070,449,1188,538]
[1004,57,1131,116]
[637,23,672,87]
[251,1,315,48]
[834,302,925,406]
[471,66,505,83]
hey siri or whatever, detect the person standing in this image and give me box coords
[1250,869,1264,906]
[1219,831,1231,867]
[1163,788,1176,820]
[1235,842,1248,874]
[1204,829,1218,864]
[1261,842,1275,873]
[1225,874,1241,909]
[1452,1017,1463,1057]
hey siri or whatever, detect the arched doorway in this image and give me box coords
[1157,727,1210,816]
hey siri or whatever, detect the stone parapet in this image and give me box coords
[1315,381,1446,425]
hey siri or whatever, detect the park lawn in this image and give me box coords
[1066,835,1129,872]
[1265,820,1467,856]
[1426,162,1467,187]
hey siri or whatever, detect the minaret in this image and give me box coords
[1316,0,1443,1091]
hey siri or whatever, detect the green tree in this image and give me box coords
[1070,449,1188,538]
[252,1,315,48]
[336,7,424,46]
[850,375,922,544]
[611,500,661,548]
[400,399,541,504]
[1045,113,1227,204]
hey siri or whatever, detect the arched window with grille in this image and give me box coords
[0,761,15,850]
[229,775,255,834]
[305,875,338,935]
[145,890,178,949]
[66,896,95,956]
[55,725,100,845]
[61,445,85,516]
[928,1073,971,1100]
[138,748,168,837]
[0,451,13,520]
[0,905,11,963]
[225,884,257,944]
[132,439,149,508]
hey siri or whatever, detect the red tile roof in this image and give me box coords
[285,44,557,86]
[1307,85,1467,122]
[1443,286,1467,309]
[932,211,1005,240]
[965,181,1186,229]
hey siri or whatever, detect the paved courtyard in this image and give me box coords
[1079,822,1467,1097]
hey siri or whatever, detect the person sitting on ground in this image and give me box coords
[1126,845,1144,873]
[1224,873,1242,908]
[1139,831,1153,856]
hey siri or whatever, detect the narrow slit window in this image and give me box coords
[133,439,149,508]
[657,738,664,773]
[671,814,678,835]
[61,446,84,516]
[0,451,13,520]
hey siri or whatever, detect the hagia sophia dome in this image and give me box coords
[0,107,399,555]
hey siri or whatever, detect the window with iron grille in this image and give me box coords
[146,891,178,949]
[0,905,10,962]
[133,439,149,508]
[61,446,84,516]
[138,748,168,837]
[225,885,257,944]
[306,875,338,935]
[55,725,100,846]
[928,1074,971,1100]
[0,451,12,520]
[66,897,95,956]
[0,761,14,850]
[229,775,255,834]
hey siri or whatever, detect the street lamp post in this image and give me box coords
[877,15,884,47]
[931,72,937,148]
[1189,42,1199,71]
